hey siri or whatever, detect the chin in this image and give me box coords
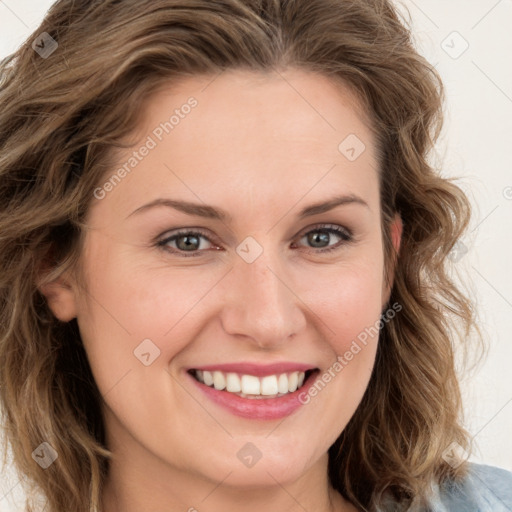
[213,461,307,488]
[194,437,323,489]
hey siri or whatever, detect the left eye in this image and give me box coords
[157,224,353,257]
[293,225,353,253]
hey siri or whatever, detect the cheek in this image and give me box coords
[304,258,385,350]
[278,262,385,460]
[301,259,384,401]
[75,242,224,380]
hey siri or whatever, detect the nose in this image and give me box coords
[219,251,307,349]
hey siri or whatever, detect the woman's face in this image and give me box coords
[45,69,401,497]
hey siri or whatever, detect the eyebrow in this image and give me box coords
[126,194,369,222]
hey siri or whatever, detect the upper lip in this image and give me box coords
[188,362,317,377]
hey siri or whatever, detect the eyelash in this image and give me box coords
[155,224,354,258]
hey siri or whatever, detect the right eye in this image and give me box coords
[156,228,221,257]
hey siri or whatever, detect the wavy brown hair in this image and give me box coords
[0,0,479,511]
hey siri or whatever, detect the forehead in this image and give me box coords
[139,68,375,153]
[91,68,380,223]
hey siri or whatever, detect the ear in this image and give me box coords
[382,213,403,307]
[38,271,78,322]
[390,213,403,256]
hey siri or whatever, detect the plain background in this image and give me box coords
[0,0,511,510]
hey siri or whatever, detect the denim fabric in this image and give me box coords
[427,463,512,512]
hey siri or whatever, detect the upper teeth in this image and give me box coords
[195,370,306,397]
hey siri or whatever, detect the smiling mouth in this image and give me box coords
[189,369,318,399]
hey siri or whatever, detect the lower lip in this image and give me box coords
[187,371,318,420]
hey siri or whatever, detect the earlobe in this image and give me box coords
[38,274,78,322]
[382,213,403,307]
[391,213,403,256]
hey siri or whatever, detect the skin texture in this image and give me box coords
[41,68,402,512]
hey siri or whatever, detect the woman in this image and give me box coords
[0,0,511,511]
